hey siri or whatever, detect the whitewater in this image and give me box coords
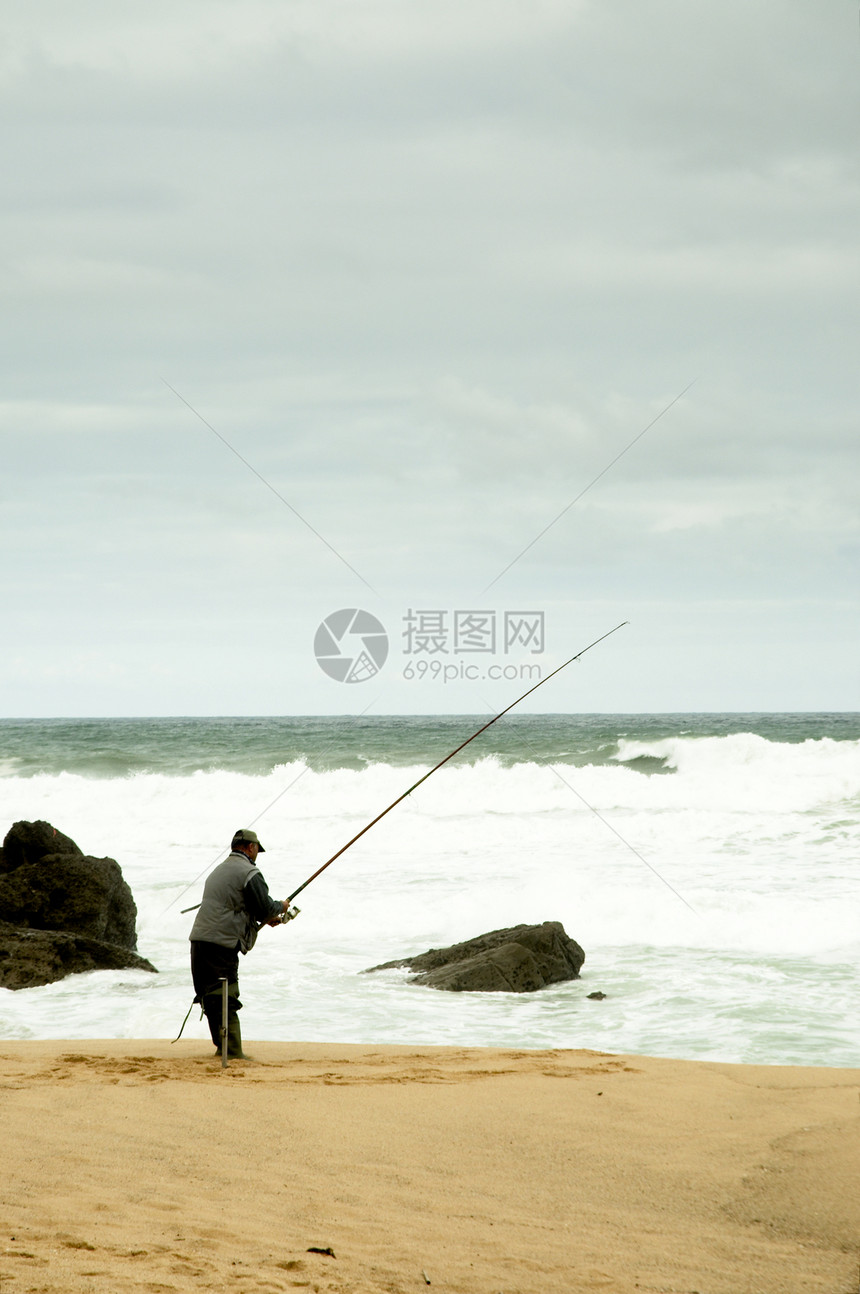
[0,714,857,1066]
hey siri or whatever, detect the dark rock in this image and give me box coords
[366,921,584,993]
[0,921,156,991]
[0,855,138,948]
[0,819,157,990]
[587,991,607,1000]
[0,820,83,873]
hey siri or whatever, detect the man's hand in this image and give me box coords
[267,903,300,927]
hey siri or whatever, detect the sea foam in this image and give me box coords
[0,720,858,1065]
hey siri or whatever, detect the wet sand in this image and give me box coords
[0,1040,857,1294]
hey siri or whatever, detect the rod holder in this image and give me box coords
[220,977,228,1069]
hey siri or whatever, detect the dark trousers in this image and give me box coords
[190,940,243,1051]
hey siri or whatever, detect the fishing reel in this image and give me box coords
[279,904,300,924]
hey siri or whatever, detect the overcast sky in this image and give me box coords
[2,0,858,716]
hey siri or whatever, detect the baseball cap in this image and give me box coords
[232,828,266,852]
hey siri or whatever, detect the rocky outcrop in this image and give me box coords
[0,820,157,990]
[0,922,157,991]
[0,819,83,873]
[366,921,584,993]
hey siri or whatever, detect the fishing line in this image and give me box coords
[161,378,691,916]
[158,698,381,920]
[162,379,379,596]
[467,381,698,898]
[475,705,698,914]
[157,378,389,918]
[482,379,697,592]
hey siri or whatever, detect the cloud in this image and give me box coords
[1,0,858,712]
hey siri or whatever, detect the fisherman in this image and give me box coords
[189,828,290,1059]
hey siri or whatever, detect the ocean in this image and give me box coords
[0,713,858,1066]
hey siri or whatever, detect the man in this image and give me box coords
[189,828,290,1059]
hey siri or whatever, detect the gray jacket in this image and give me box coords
[189,851,281,953]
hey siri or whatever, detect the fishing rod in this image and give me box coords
[284,621,628,905]
[178,621,627,917]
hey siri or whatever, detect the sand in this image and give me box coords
[0,1040,857,1294]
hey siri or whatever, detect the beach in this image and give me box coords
[1,1041,857,1294]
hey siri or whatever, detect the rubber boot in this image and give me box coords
[202,994,223,1050]
[227,1012,247,1059]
